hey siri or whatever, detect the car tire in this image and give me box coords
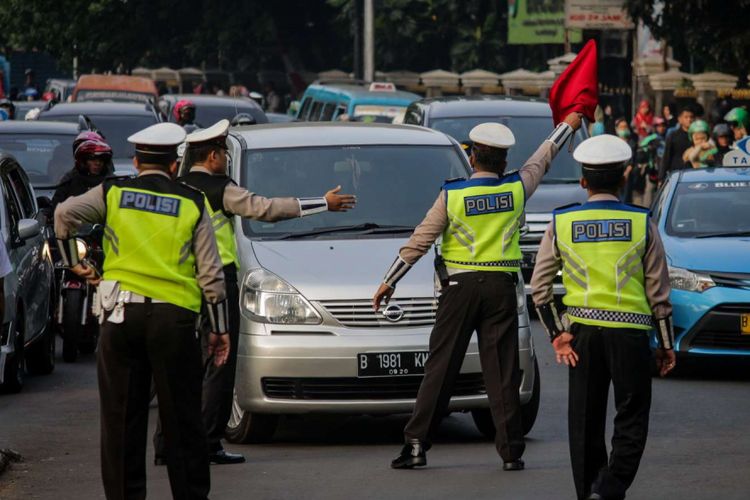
[26,325,55,376]
[471,357,541,439]
[225,390,279,444]
[1,318,25,393]
[61,289,84,363]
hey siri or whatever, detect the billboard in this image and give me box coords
[508,0,582,45]
[565,0,634,30]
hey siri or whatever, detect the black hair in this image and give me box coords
[582,162,625,192]
[678,104,695,117]
[135,151,175,168]
[190,143,225,163]
[472,146,508,174]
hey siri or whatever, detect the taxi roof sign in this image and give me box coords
[368,82,397,92]
[723,136,750,167]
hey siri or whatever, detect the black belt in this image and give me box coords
[444,259,522,268]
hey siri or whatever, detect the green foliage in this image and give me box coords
[625,0,750,79]
[328,0,508,72]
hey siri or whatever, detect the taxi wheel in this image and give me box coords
[225,390,279,444]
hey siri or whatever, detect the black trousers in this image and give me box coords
[201,267,240,452]
[98,303,208,500]
[568,323,652,500]
[404,271,524,462]
[154,266,240,454]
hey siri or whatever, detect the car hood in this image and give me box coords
[663,234,750,273]
[249,238,436,301]
[525,182,588,213]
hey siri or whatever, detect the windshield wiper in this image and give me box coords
[694,230,750,239]
[274,223,414,240]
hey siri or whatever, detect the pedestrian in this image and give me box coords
[603,104,616,135]
[0,98,14,120]
[264,82,282,113]
[724,106,749,141]
[659,105,695,183]
[54,122,229,500]
[712,123,734,165]
[152,119,356,465]
[373,112,583,471]
[682,119,717,168]
[631,99,654,139]
[662,102,677,129]
[632,118,665,207]
[174,99,200,132]
[614,118,637,202]
[531,134,676,500]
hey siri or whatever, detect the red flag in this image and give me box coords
[549,39,598,125]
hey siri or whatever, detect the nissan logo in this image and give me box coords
[382,304,405,322]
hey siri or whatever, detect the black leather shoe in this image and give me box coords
[502,459,525,471]
[154,455,166,466]
[586,494,602,500]
[209,449,246,465]
[390,439,427,469]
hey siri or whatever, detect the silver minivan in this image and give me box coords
[185,123,540,442]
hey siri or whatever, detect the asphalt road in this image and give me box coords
[1,321,750,500]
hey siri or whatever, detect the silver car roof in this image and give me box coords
[231,122,455,149]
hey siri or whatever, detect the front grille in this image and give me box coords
[319,297,437,328]
[687,303,750,350]
[262,373,486,400]
[708,272,750,290]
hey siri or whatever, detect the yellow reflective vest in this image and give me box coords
[441,174,525,272]
[102,176,204,312]
[553,200,652,330]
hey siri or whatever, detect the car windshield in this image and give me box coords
[75,90,153,104]
[241,145,469,238]
[430,116,584,182]
[666,180,750,238]
[193,101,260,125]
[0,133,74,186]
[39,114,157,158]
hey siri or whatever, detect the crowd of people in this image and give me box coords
[588,99,749,207]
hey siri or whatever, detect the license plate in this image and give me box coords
[357,351,429,378]
[741,314,750,335]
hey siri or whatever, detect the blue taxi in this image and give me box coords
[296,82,419,123]
[651,167,750,357]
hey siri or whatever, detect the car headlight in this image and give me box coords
[242,268,322,324]
[76,238,87,259]
[668,266,715,292]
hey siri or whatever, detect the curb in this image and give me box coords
[0,449,23,477]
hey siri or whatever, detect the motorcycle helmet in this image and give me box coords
[724,107,749,131]
[688,120,710,142]
[74,139,113,168]
[73,131,105,154]
[230,113,256,126]
[173,99,196,123]
[0,98,15,119]
[712,123,732,139]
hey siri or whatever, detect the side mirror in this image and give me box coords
[18,218,40,240]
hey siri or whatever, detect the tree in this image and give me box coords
[625,0,750,82]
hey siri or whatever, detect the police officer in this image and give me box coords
[374,112,582,470]
[530,134,676,500]
[55,123,229,500]
[156,119,355,464]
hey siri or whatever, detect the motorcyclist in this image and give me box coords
[683,120,717,168]
[724,107,749,141]
[51,137,114,215]
[173,99,200,132]
[713,123,734,165]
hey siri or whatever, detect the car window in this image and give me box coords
[308,101,324,122]
[7,168,35,217]
[652,177,671,220]
[39,113,158,158]
[1,173,23,236]
[429,115,585,182]
[666,180,750,237]
[334,104,347,119]
[0,134,75,186]
[320,103,336,121]
[298,97,312,120]
[241,145,469,238]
